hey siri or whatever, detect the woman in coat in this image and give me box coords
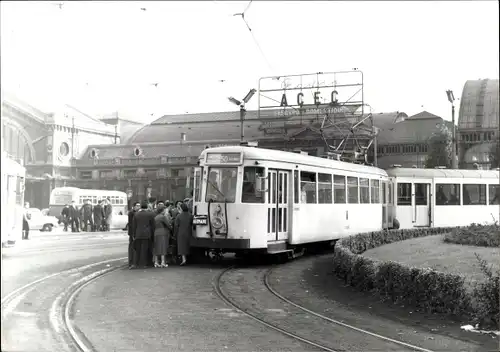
[153,207,173,268]
[174,202,193,266]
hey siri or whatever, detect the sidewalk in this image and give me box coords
[30,229,126,240]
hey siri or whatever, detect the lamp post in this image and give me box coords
[446,90,458,169]
[228,89,257,143]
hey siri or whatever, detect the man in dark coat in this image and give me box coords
[104,197,113,231]
[127,202,140,268]
[132,201,156,269]
[93,200,103,231]
[81,199,93,232]
[61,204,70,231]
[69,201,80,233]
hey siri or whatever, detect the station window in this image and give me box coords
[347,177,359,204]
[360,178,370,204]
[294,171,299,203]
[435,184,460,205]
[397,183,411,206]
[318,173,332,204]
[414,183,428,205]
[463,184,486,205]
[371,179,380,204]
[333,175,346,203]
[241,167,265,203]
[194,168,202,202]
[300,171,316,204]
[489,184,500,205]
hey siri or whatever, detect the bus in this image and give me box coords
[1,153,26,247]
[48,187,128,229]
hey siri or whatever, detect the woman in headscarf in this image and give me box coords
[174,202,193,266]
[153,206,173,268]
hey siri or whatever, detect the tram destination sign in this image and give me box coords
[258,71,364,119]
[205,152,243,165]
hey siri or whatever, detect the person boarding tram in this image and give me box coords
[174,202,193,266]
[132,201,156,269]
[153,205,173,268]
[127,202,140,268]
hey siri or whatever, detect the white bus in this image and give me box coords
[1,153,26,247]
[387,167,500,229]
[48,187,128,229]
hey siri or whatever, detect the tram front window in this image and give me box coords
[206,167,237,203]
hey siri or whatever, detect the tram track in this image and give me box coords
[1,257,127,352]
[214,265,435,352]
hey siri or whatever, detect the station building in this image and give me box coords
[457,78,499,169]
[3,78,495,208]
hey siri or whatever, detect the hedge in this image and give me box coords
[444,223,500,247]
[332,226,499,330]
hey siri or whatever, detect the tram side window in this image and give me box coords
[435,184,460,205]
[241,167,265,203]
[463,184,486,205]
[414,184,428,205]
[371,179,380,204]
[194,168,202,202]
[488,184,499,205]
[347,177,359,204]
[333,175,346,203]
[360,178,370,204]
[318,173,332,204]
[300,171,317,204]
[397,183,411,206]
[294,171,299,203]
[16,176,25,205]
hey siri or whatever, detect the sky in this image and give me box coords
[1,1,498,124]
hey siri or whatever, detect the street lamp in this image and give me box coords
[446,90,458,169]
[228,88,257,143]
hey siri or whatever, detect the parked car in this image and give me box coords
[110,212,128,230]
[26,208,60,232]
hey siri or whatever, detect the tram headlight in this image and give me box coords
[211,216,224,230]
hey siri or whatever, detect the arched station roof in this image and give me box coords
[458,79,499,130]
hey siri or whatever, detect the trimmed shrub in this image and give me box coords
[332,226,499,329]
[444,223,500,247]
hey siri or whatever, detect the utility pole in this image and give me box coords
[71,116,75,159]
[228,89,257,144]
[446,90,458,169]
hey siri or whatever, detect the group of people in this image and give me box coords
[128,197,193,269]
[60,199,113,232]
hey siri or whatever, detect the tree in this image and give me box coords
[424,124,453,169]
[488,139,500,169]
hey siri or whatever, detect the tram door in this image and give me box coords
[413,182,430,227]
[267,170,290,242]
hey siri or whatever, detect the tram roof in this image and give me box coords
[386,167,499,180]
[1,155,26,176]
[201,146,388,176]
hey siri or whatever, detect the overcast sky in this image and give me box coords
[1,1,498,123]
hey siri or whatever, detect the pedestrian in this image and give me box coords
[153,207,173,268]
[61,204,70,231]
[169,201,181,220]
[69,201,80,233]
[104,197,113,231]
[81,199,93,232]
[174,202,193,266]
[22,202,30,240]
[93,200,103,231]
[128,202,140,268]
[132,201,156,269]
[186,191,194,214]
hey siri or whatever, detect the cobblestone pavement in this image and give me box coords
[73,263,316,352]
[268,254,498,352]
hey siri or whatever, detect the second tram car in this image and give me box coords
[386,167,499,229]
[191,145,390,256]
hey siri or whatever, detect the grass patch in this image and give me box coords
[362,234,500,290]
[444,223,500,247]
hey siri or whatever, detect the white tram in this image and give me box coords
[386,167,499,229]
[1,153,26,247]
[191,145,391,256]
